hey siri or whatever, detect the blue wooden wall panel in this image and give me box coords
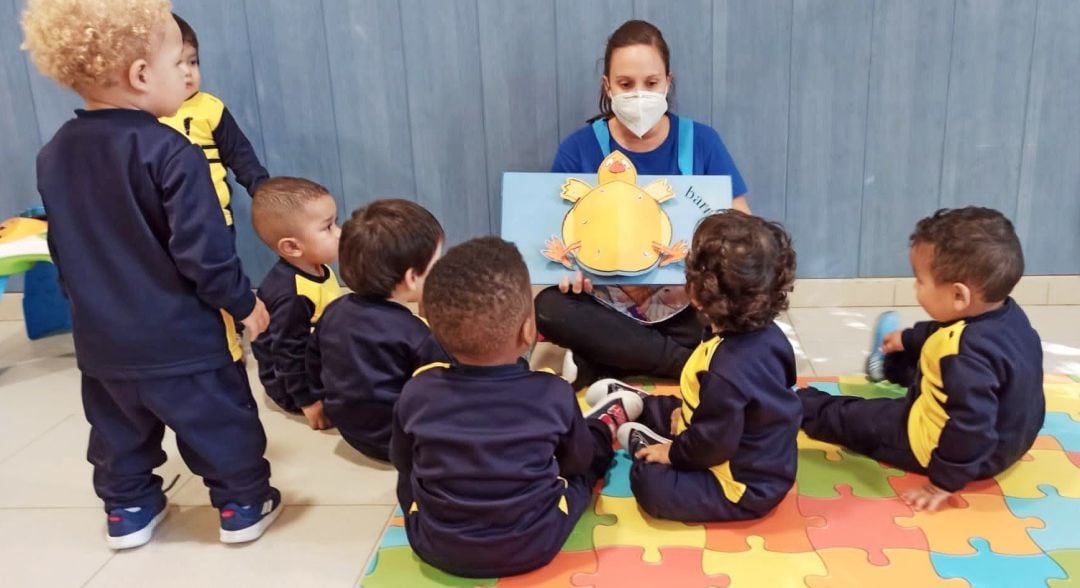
[858,0,955,277]
[633,0,714,126]
[938,0,1037,216]
[3,0,1079,284]
[712,0,792,224]
[399,0,490,245]
[785,0,874,278]
[553,0,633,144]
[477,0,560,234]
[322,0,416,216]
[1015,0,1080,275]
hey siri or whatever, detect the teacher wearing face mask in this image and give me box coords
[536,20,749,389]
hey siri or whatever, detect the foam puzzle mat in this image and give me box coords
[362,375,1080,587]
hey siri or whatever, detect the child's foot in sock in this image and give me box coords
[865,310,900,382]
[585,377,650,407]
[584,390,644,437]
[616,422,672,456]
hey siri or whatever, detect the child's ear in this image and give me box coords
[127,59,151,93]
[520,312,537,349]
[277,237,303,259]
[403,267,419,292]
[951,282,972,311]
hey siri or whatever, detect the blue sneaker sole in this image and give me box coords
[106,506,168,550]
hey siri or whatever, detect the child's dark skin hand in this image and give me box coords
[301,400,333,431]
[901,482,952,511]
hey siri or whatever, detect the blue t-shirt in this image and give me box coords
[550,113,747,196]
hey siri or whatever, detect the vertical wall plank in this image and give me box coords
[713,0,792,223]
[0,0,42,212]
[323,0,415,215]
[400,0,490,245]
[939,0,1037,215]
[1015,0,1080,274]
[174,0,273,280]
[786,0,874,278]
[553,0,633,145]
[244,0,343,198]
[477,0,560,233]
[858,0,954,276]
[633,0,713,125]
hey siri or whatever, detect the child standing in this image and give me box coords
[392,237,642,577]
[21,0,279,548]
[250,177,341,423]
[799,207,1044,511]
[589,210,801,522]
[306,199,448,461]
[159,13,268,228]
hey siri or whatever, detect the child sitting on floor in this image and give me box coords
[391,237,642,577]
[798,207,1044,511]
[585,210,801,522]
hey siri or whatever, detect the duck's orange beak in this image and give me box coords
[609,160,626,174]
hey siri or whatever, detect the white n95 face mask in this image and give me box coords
[610,90,668,138]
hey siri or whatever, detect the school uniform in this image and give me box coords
[799,299,1044,492]
[37,108,271,510]
[306,295,448,461]
[631,323,800,521]
[391,360,614,577]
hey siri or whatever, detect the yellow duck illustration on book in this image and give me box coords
[543,151,688,276]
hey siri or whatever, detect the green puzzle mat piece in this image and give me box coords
[562,496,617,552]
[1048,550,1080,588]
[363,547,497,588]
[837,379,907,400]
[796,447,905,498]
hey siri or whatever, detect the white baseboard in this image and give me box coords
[2,276,1077,322]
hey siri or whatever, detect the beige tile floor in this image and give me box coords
[0,305,1077,587]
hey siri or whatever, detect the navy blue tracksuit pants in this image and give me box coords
[629,395,759,522]
[82,361,272,511]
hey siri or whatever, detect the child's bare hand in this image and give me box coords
[901,482,952,511]
[301,400,333,430]
[880,331,904,354]
[669,408,682,436]
[635,442,672,465]
[240,298,270,340]
[558,271,593,295]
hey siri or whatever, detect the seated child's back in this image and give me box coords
[307,199,447,461]
[392,237,628,578]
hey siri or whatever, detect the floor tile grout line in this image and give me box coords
[79,551,117,588]
[354,504,396,586]
[0,412,79,466]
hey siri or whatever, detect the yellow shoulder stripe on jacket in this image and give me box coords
[413,362,451,378]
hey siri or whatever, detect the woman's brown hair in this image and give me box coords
[587,19,674,123]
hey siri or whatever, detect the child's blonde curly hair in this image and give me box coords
[21,0,172,91]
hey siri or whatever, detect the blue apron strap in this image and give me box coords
[677,116,694,175]
[592,118,612,158]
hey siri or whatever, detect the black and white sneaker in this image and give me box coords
[617,422,672,455]
[583,390,644,437]
[585,378,650,407]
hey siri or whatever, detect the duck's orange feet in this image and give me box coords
[653,240,688,267]
[543,236,581,269]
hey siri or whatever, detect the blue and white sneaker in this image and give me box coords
[617,422,672,455]
[865,311,901,382]
[219,488,282,544]
[106,501,168,550]
[585,378,650,407]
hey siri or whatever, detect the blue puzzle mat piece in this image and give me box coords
[804,382,842,396]
[381,525,409,549]
[601,450,633,497]
[931,538,1068,587]
[1041,412,1080,452]
[1005,485,1079,552]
